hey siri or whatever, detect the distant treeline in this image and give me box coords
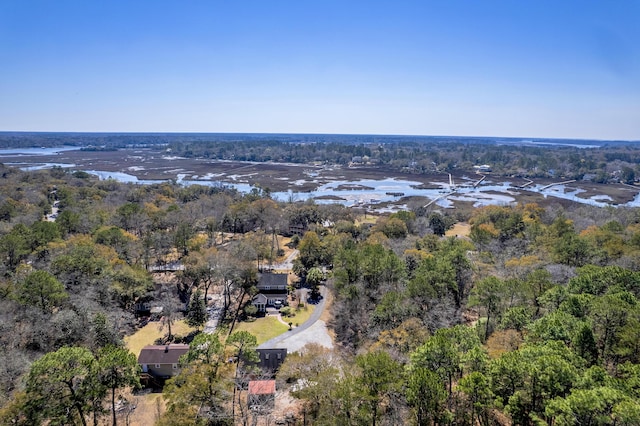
[166,138,640,182]
[2,132,640,180]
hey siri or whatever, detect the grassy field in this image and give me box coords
[446,222,471,238]
[287,303,314,326]
[233,302,315,345]
[127,392,165,426]
[234,316,290,345]
[124,319,196,357]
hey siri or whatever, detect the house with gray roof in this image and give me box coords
[138,344,189,380]
[252,273,288,312]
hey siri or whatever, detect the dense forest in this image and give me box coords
[1,154,640,425]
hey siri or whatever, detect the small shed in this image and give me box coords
[248,380,276,410]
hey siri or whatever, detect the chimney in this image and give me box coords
[165,345,169,353]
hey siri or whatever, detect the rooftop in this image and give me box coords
[138,344,189,365]
[258,273,288,289]
[248,380,276,395]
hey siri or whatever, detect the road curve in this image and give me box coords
[258,285,332,351]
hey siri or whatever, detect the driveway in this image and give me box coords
[258,285,333,352]
[270,249,299,271]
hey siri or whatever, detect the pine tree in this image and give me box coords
[186,289,207,330]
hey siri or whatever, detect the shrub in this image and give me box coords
[244,304,258,318]
[280,306,294,317]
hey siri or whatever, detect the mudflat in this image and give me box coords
[3,146,639,210]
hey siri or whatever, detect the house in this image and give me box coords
[252,273,288,312]
[248,380,276,411]
[256,348,287,374]
[134,301,152,317]
[474,164,492,173]
[134,302,163,319]
[289,223,307,236]
[138,344,189,381]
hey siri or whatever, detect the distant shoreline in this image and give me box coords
[0,131,633,147]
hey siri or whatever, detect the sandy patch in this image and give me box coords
[446,222,471,238]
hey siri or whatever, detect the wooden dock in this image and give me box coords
[473,175,486,188]
[519,178,534,188]
[541,180,576,190]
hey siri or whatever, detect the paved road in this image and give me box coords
[258,285,332,352]
[270,249,299,270]
[203,294,224,334]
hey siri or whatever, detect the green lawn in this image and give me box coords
[125,319,196,357]
[125,303,316,354]
[233,316,290,345]
[233,303,316,345]
[285,303,314,326]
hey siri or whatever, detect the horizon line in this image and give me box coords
[1,130,637,143]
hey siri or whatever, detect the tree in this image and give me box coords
[0,232,30,273]
[411,325,484,397]
[116,202,142,234]
[16,269,68,313]
[50,235,111,288]
[181,247,219,304]
[355,350,402,426]
[93,226,136,263]
[370,318,430,360]
[56,209,81,235]
[546,386,640,426]
[589,292,635,364]
[488,342,580,425]
[90,312,122,350]
[174,222,195,257]
[277,343,338,386]
[111,264,154,310]
[371,291,417,331]
[428,212,448,237]
[306,266,324,300]
[0,391,36,426]
[523,269,552,317]
[161,365,230,426]
[277,344,343,422]
[469,276,504,341]
[296,231,327,273]
[573,323,599,366]
[186,289,208,330]
[457,372,492,426]
[163,333,233,424]
[95,345,140,426]
[553,234,592,267]
[30,220,61,250]
[376,216,408,239]
[621,166,636,185]
[226,331,259,421]
[406,366,447,426]
[26,346,97,426]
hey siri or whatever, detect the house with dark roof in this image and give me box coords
[256,348,287,373]
[252,273,288,312]
[138,344,189,380]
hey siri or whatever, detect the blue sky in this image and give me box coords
[1,1,638,140]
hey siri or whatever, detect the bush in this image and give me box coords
[279,306,294,317]
[244,304,258,318]
[288,235,300,248]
